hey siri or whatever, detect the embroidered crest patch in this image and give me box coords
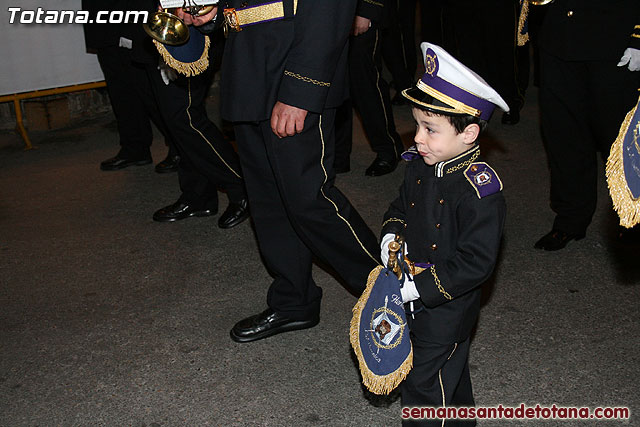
[464,162,502,198]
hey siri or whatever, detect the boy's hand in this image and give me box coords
[401,274,420,303]
[380,233,396,267]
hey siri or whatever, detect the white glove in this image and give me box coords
[380,233,396,267]
[400,273,420,303]
[617,48,640,72]
[158,60,178,85]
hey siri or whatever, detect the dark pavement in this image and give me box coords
[1,84,638,426]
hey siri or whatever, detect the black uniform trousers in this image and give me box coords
[380,0,415,93]
[539,51,640,234]
[402,319,476,426]
[441,0,521,112]
[145,65,246,210]
[97,46,176,160]
[348,28,405,164]
[234,109,380,321]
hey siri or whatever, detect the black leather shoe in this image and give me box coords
[153,201,216,222]
[100,155,152,171]
[501,110,520,125]
[218,199,249,229]
[230,308,319,343]
[534,229,585,251]
[155,154,179,173]
[365,158,397,177]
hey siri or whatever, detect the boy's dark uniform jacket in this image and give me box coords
[218,0,356,121]
[382,147,506,344]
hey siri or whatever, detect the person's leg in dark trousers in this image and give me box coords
[97,46,175,168]
[539,52,639,237]
[402,336,476,426]
[234,110,380,320]
[381,0,414,102]
[334,99,353,174]
[147,66,247,225]
[539,54,595,236]
[349,27,405,176]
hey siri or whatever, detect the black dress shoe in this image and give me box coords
[100,155,152,171]
[365,158,397,177]
[534,229,585,251]
[153,201,216,222]
[155,154,180,174]
[230,308,319,343]
[218,199,250,229]
[501,110,520,125]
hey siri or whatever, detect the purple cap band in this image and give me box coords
[420,75,496,120]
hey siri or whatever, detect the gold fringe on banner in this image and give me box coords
[517,0,530,46]
[153,36,211,77]
[350,266,413,395]
[606,96,640,228]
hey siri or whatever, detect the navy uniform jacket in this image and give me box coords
[381,146,506,344]
[539,0,640,61]
[219,0,356,122]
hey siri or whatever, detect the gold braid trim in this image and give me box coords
[606,96,640,228]
[153,36,210,77]
[364,0,384,6]
[284,71,331,87]
[517,0,530,47]
[445,149,480,174]
[350,266,413,395]
[430,265,452,300]
[382,217,406,228]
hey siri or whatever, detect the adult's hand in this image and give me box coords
[176,6,217,26]
[271,101,308,138]
[351,16,371,36]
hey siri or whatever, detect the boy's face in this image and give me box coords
[411,108,477,166]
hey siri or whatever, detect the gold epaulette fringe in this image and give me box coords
[153,36,210,77]
[349,266,413,395]
[517,0,530,47]
[606,98,640,228]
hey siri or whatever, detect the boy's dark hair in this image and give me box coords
[447,114,488,135]
[422,109,488,135]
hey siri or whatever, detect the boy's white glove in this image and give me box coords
[401,273,420,303]
[617,48,640,72]
[158,59,178,85]
[380,233,396,267]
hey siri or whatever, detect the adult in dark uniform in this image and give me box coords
[341,0,406,177]
[82,0,179,172]
[534,0,640,250]
[217,0,381,342]
[125,2,249,228]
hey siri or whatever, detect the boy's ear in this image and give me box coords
[461,123,480,145]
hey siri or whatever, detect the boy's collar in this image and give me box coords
[434,145,480,177]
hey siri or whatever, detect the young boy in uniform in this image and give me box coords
[380,43,508,426]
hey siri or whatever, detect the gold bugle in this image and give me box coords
[530,0,554,5]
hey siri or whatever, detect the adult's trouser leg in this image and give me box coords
[234,110,380,320]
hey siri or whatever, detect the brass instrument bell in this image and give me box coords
[530,0,554,5]
[143,2,216,46]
